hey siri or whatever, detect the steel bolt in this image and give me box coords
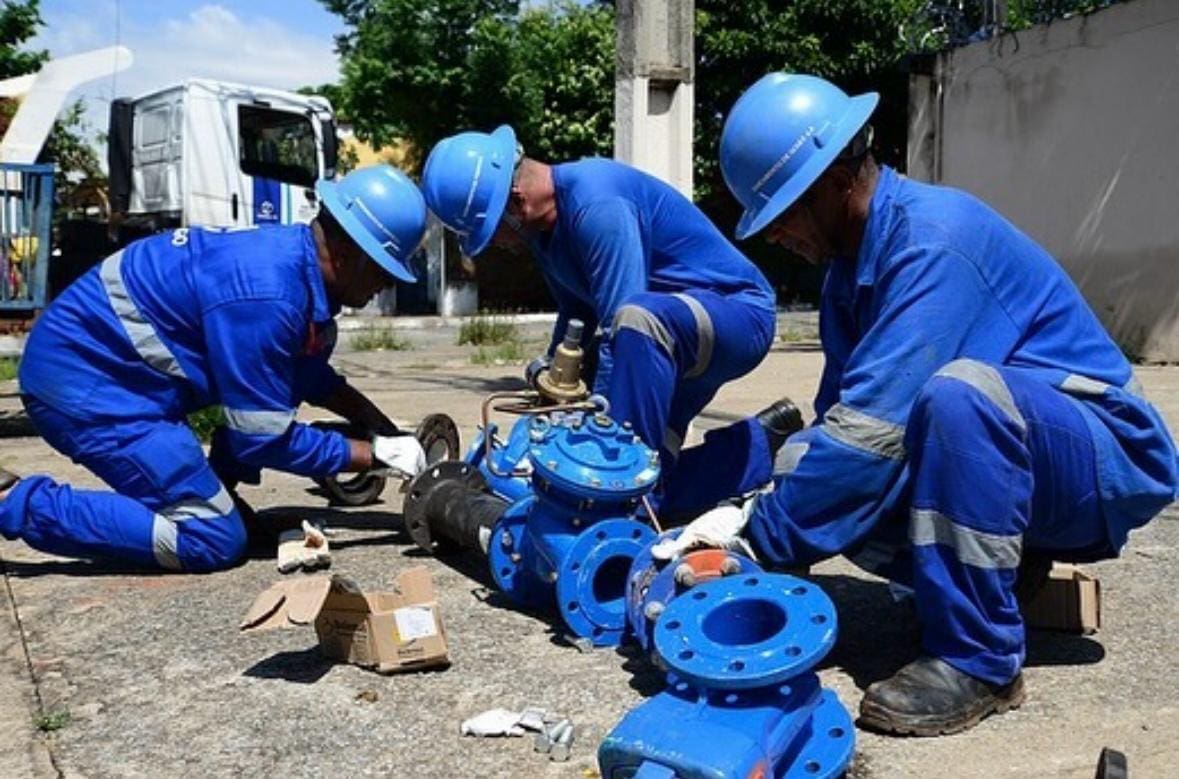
[548,571,559,583]
[719,557,742,576]
[500,531,513,550]
[644,600,665,621]
[548,720,574,762]
[510,553,522,563]
[674,563,697,588]
[571,517,582,527]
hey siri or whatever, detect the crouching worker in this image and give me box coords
[421,126,776,500]
[0,165,430,573]
[656,74,1179,735]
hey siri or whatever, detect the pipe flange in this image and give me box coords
[654,573,837,690]
[488,498,550,610]
[403,460,482,551]
[556,520,655,647]
[626,529,762,654]
[416,413,461,466]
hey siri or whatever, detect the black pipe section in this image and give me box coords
[404,461,508,554]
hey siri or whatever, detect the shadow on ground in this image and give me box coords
[243,647,334,684]
[812,572,1105,690]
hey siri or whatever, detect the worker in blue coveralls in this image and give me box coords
[0,164,432,573]
[419,125,788,501]
[651,73,1179,736]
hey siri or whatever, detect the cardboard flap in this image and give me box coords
[239,576,333,631]
[286,577,335,624]
[389,566,436,604]
[322,575,374,614]
[240,581,289,631]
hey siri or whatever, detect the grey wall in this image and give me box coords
[908,0,1179,362]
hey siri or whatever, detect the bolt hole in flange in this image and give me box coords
[701,598,788,646]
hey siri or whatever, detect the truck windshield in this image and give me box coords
[238,104,318,187]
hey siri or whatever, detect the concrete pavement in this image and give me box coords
[1,314,1176,778]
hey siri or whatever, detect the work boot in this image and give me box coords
[0,467,17,499]
[755,396,804,455]
[858,656,1025,736]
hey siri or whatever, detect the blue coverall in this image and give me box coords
[531,158,776,479]
[2,225,352,572]
[673,167,1178,684]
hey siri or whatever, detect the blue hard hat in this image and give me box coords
[720,73,879,240]
[421,125,517,257]
[316,164,426,283]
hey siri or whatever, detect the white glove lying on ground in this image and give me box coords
[372,434,427,479]
[276,521,331,573]
[460,706,550,737]
[651,500,758,561]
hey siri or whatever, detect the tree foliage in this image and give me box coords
[321,0,612,171]
[0,0,103,204]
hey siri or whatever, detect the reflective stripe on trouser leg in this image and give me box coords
[905,359,1105,685]
[15,401,249,572]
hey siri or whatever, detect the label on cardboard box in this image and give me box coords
[394,606,438,641]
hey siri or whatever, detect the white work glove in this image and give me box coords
[276,521,331,573]
[372,434,427,480]
[651,501,758,561]
[460,708,526,737]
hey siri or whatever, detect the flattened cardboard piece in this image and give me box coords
[241,567,449,674]
[1023,564,1101,635]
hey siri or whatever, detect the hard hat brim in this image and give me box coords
[735,92,879,241]
[316,178,418,283]
[461,124,517,258]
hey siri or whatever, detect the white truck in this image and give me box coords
[107,78,338,231]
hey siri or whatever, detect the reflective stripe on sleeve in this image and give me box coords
[1060,374,1110,397]
[100,251,189,380]
[909,508,1022,570]
[224,408,296,436]
[772,441,810,476]
[823,404,906,460]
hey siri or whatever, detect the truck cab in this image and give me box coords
[107,78,338,231]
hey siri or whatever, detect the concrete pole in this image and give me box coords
[614,0,695,197]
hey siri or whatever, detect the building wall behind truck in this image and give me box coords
[908,0,1179,362]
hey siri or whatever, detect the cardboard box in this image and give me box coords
[1022,564,1101,635]
[240,567,450,673]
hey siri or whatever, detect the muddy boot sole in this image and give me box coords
[858,674,1025,737]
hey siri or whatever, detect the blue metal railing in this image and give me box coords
[0,162,55,312]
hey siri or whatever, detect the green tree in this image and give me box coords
[321,0,613,171]
[321,0,519,168]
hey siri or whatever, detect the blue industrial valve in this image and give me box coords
[487,410,660,646]
[626,528,762,655]
[600,572,855,778]
[465,415,534,504]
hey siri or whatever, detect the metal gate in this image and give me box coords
[0,163,55,313]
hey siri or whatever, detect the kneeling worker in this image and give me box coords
[657,73,1179,735]
[0,165,429,572]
